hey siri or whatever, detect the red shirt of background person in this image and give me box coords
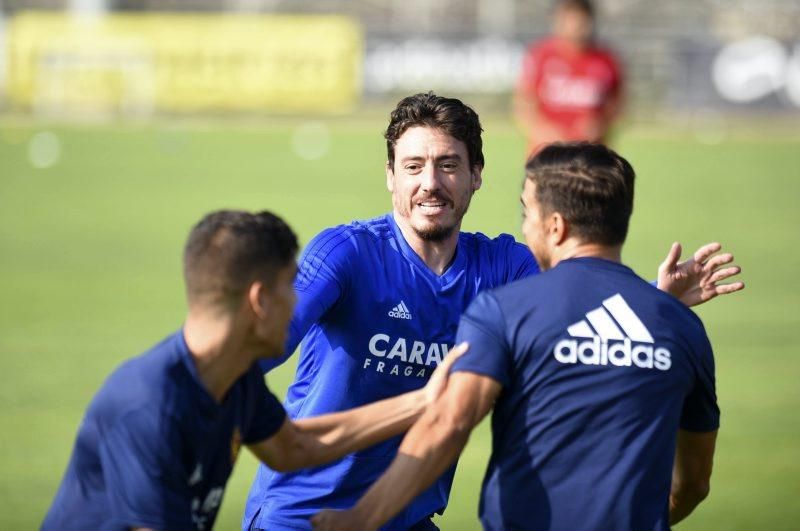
[514,0,623,154]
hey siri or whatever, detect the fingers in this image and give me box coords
[441,342,469,371]
[707,265,741,284]
[692,242,722,264]
[713,281,745,295]
[703,253,734,271]
[660,242,682,271]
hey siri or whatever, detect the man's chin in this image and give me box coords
[413,221,456,242]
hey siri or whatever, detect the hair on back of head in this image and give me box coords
[183,210,298,309]
[385,91,485,170]
[525,142,634,246]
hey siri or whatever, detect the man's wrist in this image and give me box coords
[351,501,383,530]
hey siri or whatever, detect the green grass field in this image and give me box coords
[1,115,798,530]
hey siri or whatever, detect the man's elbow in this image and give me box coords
[263,440,314,473]
[687,480,711,504]
[420,410,473,452]
[675,479,711,507]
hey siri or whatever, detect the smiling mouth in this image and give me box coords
[417,198,450,210]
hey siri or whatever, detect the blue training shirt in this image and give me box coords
[244,213,539,530]
[453,257,720,531]
[43,331,287,531]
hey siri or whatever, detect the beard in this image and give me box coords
[414,222,457,242]
[410,190,473,242]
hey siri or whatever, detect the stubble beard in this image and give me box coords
[411,192,472,242]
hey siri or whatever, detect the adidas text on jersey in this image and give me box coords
[553,294,672,371]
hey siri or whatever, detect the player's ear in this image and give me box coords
[471,165,483,192]
[385,161,395,192]
[551,212,569,245]
[248,281,269,319]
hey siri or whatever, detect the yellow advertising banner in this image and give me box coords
[6,12,363,114]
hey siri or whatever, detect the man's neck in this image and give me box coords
[393,213,460,276]
[554,240,622,266]
[183,311,254,403]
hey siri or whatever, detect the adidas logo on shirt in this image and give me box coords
[388,301,413,320]
[553,294,672,371]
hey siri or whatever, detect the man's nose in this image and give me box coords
[419,163,441,191]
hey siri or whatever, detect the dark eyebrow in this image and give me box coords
[399,153,464,164]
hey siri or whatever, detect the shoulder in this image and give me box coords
[651,287,708,338]
[589,42,622,67]
[460,231,519,254]
[301,214,394,262]
[93,333,186,423]
[527,36,556,54]
[460,231,539,279]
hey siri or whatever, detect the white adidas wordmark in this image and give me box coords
[388,300,413,320]
[554,294,671,371]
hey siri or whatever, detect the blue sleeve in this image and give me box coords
[260,227,353,372]
[451,291,512,387]
[242,366,288,443]
[99,409,194,529]
[508,239,540,281]
[680,332,720,432]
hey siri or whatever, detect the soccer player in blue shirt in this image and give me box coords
[312,143,723,531]
[42,210,466,531]
[244,93,742,530]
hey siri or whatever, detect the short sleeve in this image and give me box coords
[99,409,194,529]
[680,333,720,432]
[451,291,512,387]
[241,367,288,444]
[260,226,354,372]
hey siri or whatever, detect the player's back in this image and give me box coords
[465,257,717,531]
[41,334,185,529]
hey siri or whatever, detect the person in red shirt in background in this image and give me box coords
[514,0,623,154]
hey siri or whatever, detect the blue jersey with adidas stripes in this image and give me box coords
[43,331,287,531]
[243,213,539,530]
[452,257,719,531]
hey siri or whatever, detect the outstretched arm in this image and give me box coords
[657,242,744,307]
[311,371,502,531]
[248,343,467,472]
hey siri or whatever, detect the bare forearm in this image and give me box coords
[669,429,715,525]
[293,390,426,468]
[350,410,471,528]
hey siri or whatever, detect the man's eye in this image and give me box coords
[441,163,457,171]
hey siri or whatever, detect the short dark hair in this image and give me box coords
[555,0,595,18]
[183,210,298,308]
[525,142,634,246]
[385,92,484,170]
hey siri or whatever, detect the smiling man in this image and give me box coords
[243,93,743,531]
[311,143,722,531]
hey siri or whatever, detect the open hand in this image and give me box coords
[657,242,744,307]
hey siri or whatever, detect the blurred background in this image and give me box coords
[0,0,798,529]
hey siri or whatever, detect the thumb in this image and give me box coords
[660,242,682,272]
[441,342,469,371]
